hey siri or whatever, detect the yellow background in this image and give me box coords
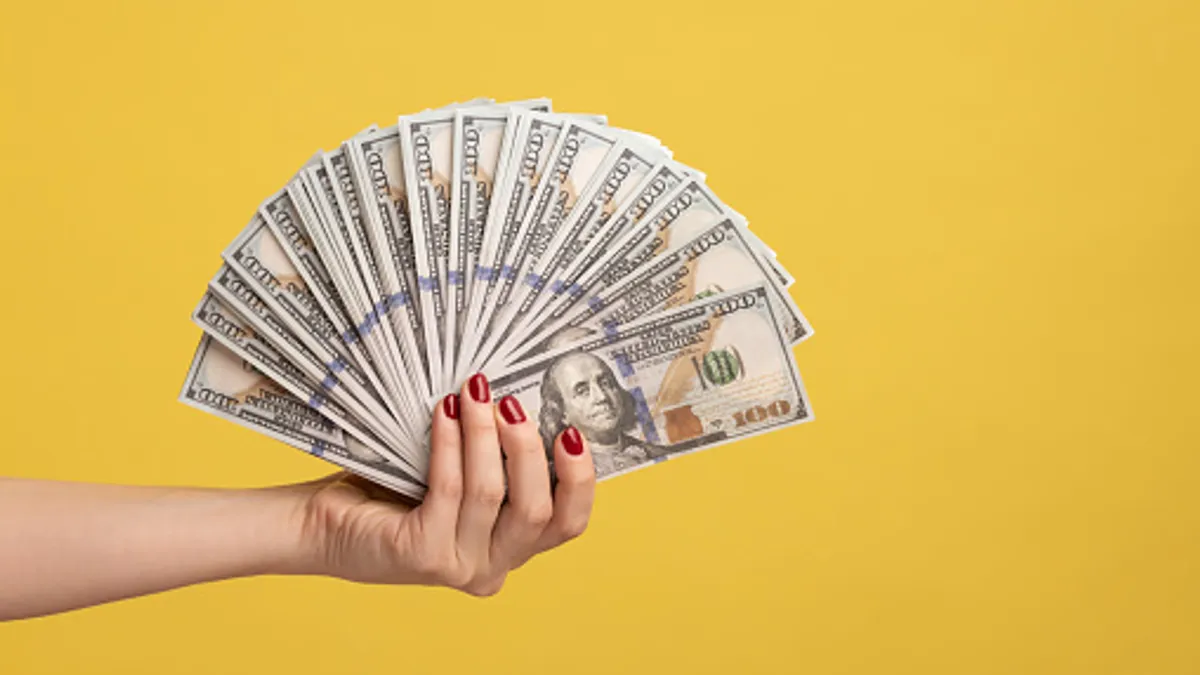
[2,0,1198,672]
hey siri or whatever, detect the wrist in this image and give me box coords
[246,482,328,577]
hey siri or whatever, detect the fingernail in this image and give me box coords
[468,373,490,403]
[498,395,526,424]
[442,394,459,419]
[563,426,584,456]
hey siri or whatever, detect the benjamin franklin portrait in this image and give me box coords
[537,352,664,477]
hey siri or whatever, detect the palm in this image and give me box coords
[302,475,425,585]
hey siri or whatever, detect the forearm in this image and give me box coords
[0,478,319,621]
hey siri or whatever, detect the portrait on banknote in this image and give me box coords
[536,351,664,477]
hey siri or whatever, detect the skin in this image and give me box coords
[552,353,624,446]
[0,375,595,622]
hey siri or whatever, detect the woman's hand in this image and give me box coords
[296,373,596,596]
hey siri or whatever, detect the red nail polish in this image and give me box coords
[468,373,490,403]
[498,395,526,424]
[442,394,459,419]
[563,426,584,456]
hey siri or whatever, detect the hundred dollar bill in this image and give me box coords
[504,218,811,366]
[316,149,431,419]
[468,118,622,371]
[485,284,812,480]
[456,111,573,378]
[342,131,434,404]
[508,178,808,359]
[259,186,408,426]
[219,216,419,450]
[489,161,697,355]
[285,172,417,427]
[398,112,456,393]
[193,290,425,477]
[490,143,675,358]
[180,335,424,499]
[205,264,417,461]
[448,108,512,381]
[447,100,552,389]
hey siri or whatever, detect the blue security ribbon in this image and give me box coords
[629,386,660,444]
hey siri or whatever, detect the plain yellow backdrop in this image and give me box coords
[2,0,1198,672]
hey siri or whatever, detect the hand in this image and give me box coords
[294,373,596,596]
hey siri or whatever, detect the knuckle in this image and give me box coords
[519,500,554,528]
[557,513,590,542]
[411,548,454,580]
[505,429,543,455]
[464,573,506,598]
[438,561,474,589]
[463,414,496,436]
[560,463,596,484]
[469,482,507,509]
[430,476,463,502]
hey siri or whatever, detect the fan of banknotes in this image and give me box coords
[179,97,814,500]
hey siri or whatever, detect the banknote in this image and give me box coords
[503,218,811,366]
[218,216,419,449]
[317,150,431,419]
[398,112,456,393]
[490,142,674,357]
[448,107,512,382]
[486,284,812,480]
[456,111,573,378]
[284,172,416,426]
[204,263,423,463]
[504,178,807,360]
[343,131,434,403]
[259,186,407,425]
[488,161,697,354]
[468,119,621,371]
[180,335,424,499]
[193,290,425,476]
[447,100,552,389]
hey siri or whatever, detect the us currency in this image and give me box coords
[285,172,418,428]
[487,142,675,361]
[343,130,434,404]
[447,108,512,383]
[486,284,812,481]
[467,118,622,372]
[510,178,807,356]
[398,112,457,393]
[260,186,408,427]
[456,111,573,378]
[218,216,419,451]
[316,149,431,420]
[504,218,811,367]
[204,263,421,464]
[180,335,424,499]
[490,160,696,356]
[447,100,552,389]
[193,290,426,477]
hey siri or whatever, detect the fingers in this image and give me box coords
[490,395,553,568]
[514,426,596,568]
[455,373,506,567]
[413,394,463,553]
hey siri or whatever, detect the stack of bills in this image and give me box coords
[180,98,814,500]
